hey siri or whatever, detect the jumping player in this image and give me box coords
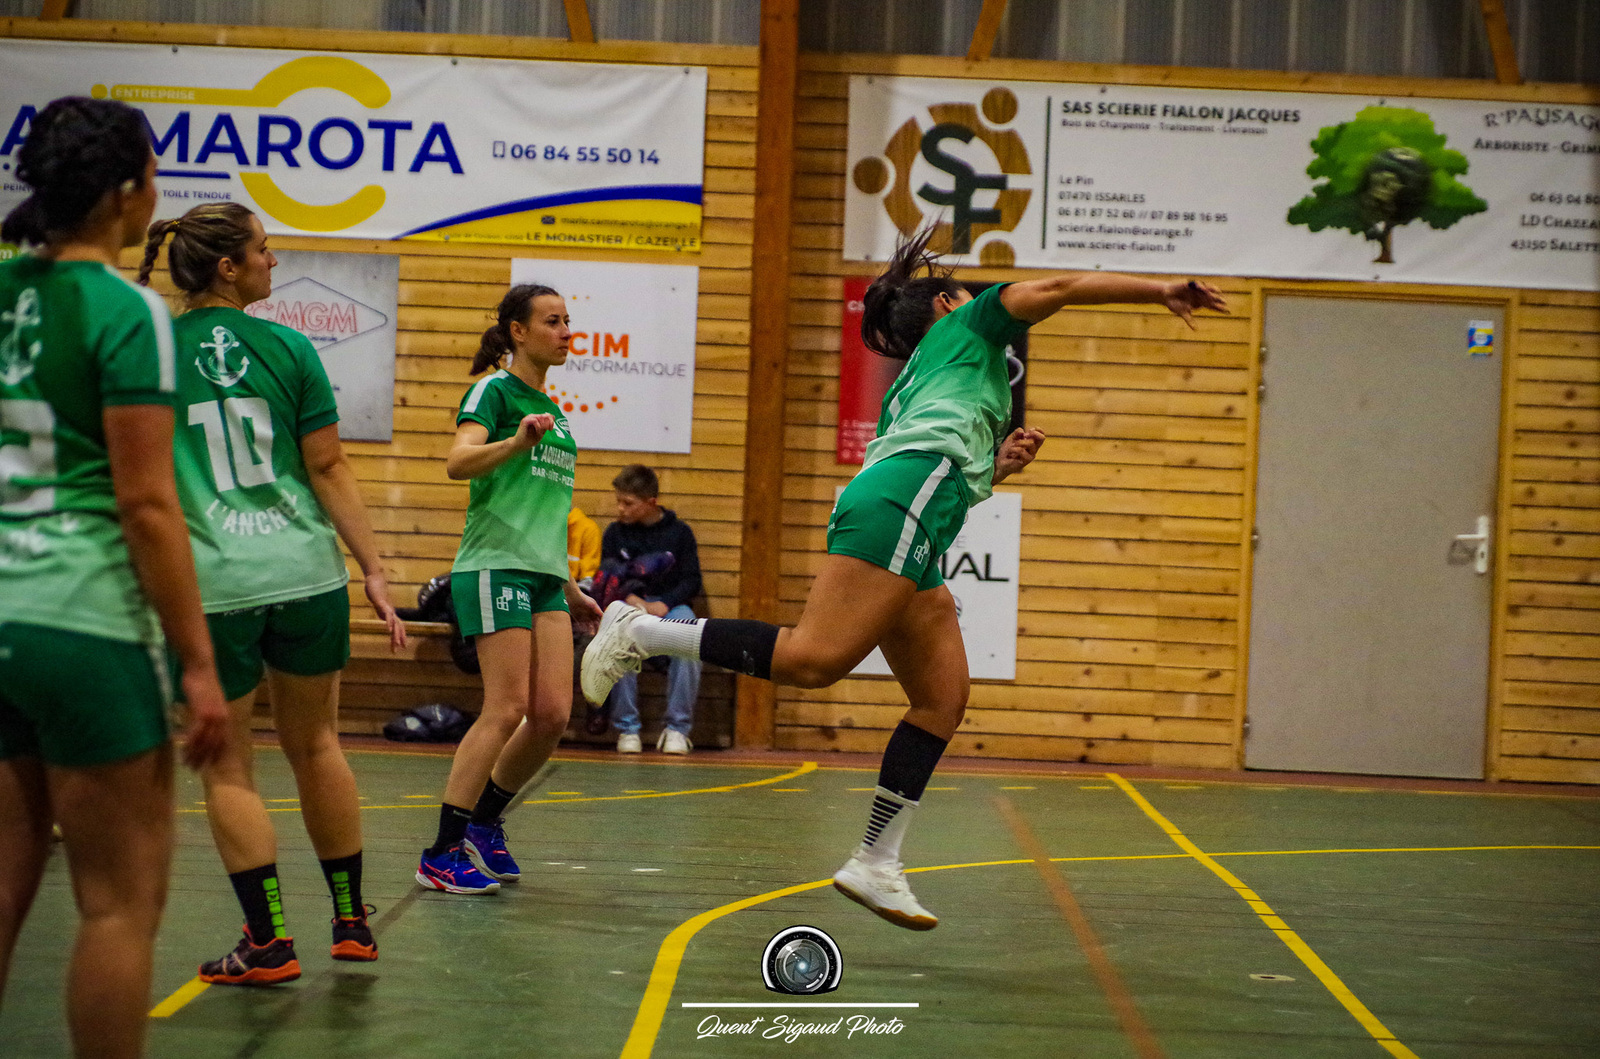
[415,283,603,895]
[584,227,1226,928]
[139,203,406,984]
[0,96,229,1057]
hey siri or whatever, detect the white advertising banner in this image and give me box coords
[852,490,1021,681]
[246,250,397,442]
[0,40,706,251]
[509,258,698,454]
[845,75,1600,290]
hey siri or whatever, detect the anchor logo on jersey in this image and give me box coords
[0,288,43,386]
[196,325,250,387]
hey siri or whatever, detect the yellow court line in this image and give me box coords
[149,977,208,1018]
[175,762,818,814]
[1106,772,1420,1059]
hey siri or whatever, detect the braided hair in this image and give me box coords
[1,96,152,247]
[137,202,256,296]
[859,225,965,361]
[472,283,561,375]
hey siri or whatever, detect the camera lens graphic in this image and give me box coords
[761,926,842,995]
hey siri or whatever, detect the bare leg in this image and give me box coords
[441,628,530,810]
[490,610,575,792]
[877,585,970,740]
[199,689,276,873]
[267,669,359,860]
[0,754,51,1002]
[50,744,175,1059]
[769,555,919,688]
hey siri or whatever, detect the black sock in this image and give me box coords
[320,852,363,920]
[229,863,286,942]
[877,721,949,801]
[470,779,517,824]
[698,619,780,679]
[427,803,473,856]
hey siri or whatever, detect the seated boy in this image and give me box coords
[602,465,703,754]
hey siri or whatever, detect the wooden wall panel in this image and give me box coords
[775,63,1254,768]
[70,20,759,734]
[779,56,1600,782]
[1497,289,1600,784]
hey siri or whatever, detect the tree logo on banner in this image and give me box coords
[852,87,1031,264]
[1287,105,1487,264]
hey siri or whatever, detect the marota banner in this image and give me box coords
[0,40,706,251]
[510,258,699,455]
[245,250,398,442]
[851,490,1021,681]
[846,74,1600,290]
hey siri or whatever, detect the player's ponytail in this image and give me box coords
[138,203,256,298]
[859,224,964,361]
[471,282,560,375]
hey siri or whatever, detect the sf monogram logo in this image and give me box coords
[853,87,1032,264]
[196,326,250,387]
[0,288,43,386]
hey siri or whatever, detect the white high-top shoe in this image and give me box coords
[581,601,649,705]
[832,852,938,931]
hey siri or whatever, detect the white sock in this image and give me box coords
[631,614,705,658]
[855,786,918,865]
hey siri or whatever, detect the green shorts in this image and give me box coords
[0,622,171,767]
[827,451,969,591]
[452,569,569,638]
[207,587,352,700]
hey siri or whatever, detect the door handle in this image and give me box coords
[1450,515,1491,574]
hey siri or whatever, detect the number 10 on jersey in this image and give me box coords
[188,398,276,491]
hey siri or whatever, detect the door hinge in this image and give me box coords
[1251,527,1260,550]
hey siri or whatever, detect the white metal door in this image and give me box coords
[1246,297,1502,778]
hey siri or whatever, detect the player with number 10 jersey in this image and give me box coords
[170,307,346,609]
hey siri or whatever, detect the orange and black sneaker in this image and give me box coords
[198,926,301,986]
[330,904,378,962]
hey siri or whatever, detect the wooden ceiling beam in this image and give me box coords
[967,0,1008,62]
[563,0,594,44]
[1479,0,1521,85]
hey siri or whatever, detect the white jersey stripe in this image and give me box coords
[478,569,495,632]
[462,370,507,416]
[888,457,952,576]
[118,268,177,391]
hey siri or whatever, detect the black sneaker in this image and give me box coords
[331,903,378,962]
[198,926,301,985]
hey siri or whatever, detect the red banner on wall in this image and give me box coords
[837,276,903,465]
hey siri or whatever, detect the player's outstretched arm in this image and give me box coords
[1001,274,1228,328]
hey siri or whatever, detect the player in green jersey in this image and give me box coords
[585,226,1227,928]
[139,202,407,984]
[0,96,229,1059]
[416,283,603,895]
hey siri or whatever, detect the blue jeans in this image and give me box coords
[608,603,702,735]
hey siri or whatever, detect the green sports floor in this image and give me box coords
[5,741,1599,1058]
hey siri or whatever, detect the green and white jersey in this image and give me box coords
[0,256,175,643]
[862,283,1030,506]
[451,370,576,580]
[171,306,347,612]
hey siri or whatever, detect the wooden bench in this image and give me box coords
[252,618,734,749]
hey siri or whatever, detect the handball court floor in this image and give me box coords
[5,740,1599,1059]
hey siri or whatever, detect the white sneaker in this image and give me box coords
[581,602,650,705]
[832,853,937,931]
[617,732,642,754]
[657,729,692,755]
